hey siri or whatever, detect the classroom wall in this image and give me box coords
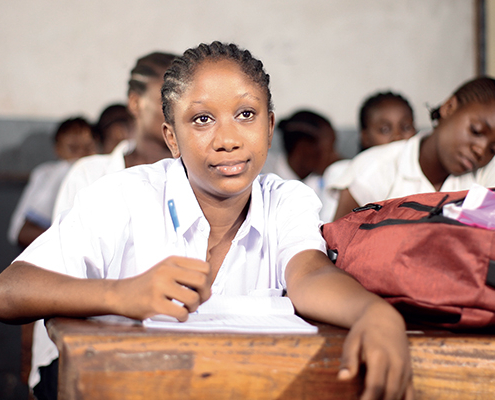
[0,0,476,162]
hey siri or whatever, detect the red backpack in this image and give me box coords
[321,190,495,329]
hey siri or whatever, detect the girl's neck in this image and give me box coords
[195,190,251,281]
[124,133,172,168]
[418,134,449,191]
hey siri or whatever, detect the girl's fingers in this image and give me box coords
[338,331,362,381]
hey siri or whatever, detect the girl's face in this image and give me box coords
[361,99,415,150]
[55,128,97,161]
[163,59,274,202]
[436,99,495,176]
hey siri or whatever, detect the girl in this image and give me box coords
[321,91,415,222]
[0,42,413,400]
[334,77,495,220]
[359,91,416,151]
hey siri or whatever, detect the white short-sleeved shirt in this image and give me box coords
[7,160,72,245]
[53,139,134,219]
[321,159,351,223]
[18,157,326,387]
[333,130,495,206]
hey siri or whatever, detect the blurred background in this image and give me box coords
[0,0,493,398]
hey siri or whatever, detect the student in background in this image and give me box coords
[333,77,495,220]
[0,41,413,400]
[7,117,96,248]
[263,109,342,221]
[93,103,135,154]
[322,90,417,222]
[358,91,416,151]
[53,51,177,219]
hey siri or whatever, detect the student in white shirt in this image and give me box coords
[8,117,96,248]
[0,42,413,400]
[334,77,495,220]
[54,52,177,219]
[323,91,416,222]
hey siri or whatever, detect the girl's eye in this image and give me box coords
[193,115,213,125]
[378,125,391,135]
[470,124,484,136]
[238,110,255,120]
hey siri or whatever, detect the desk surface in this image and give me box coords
[47,317,495,400]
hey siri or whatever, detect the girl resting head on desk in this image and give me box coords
[0,41,413,400]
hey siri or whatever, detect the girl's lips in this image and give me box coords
[213,161,248,176]
[459,155,476,172]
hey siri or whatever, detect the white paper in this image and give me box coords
[143,294,318,334]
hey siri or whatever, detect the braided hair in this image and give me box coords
[161,41,273,126]
[128,52,177,96]
[429,76,495,123]
[359,91,414,131]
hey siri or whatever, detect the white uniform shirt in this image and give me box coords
[53,139,135,219]
[333,130,495,206]
[17,157,326,387]
[8,160,72,245]
[321,159,351,222]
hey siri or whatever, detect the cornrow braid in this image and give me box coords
[430,76,495,123]
[161,41,273,126]
[359,91,414,131]
[128,52,177,96]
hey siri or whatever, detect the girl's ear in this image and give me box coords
[127,92,140,119]
[268,112,275,149]
[162,123,181,158]
[439,95,459,119]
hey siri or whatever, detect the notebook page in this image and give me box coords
[143,295,318,334]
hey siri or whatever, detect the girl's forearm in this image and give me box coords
[0,261,119,324]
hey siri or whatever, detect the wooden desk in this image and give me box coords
[47,318,495,400]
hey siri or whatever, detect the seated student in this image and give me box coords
[7,117,96,248]
[322,90,416,222]
[53,52,177,218]
[333,77,495,220]
[263,110,342,220]
[0,42,413,400]
[93,103,135,154]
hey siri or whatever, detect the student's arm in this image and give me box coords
[0,256,212,325]
[286,249,413,400]
[17,220,47,248]
[333,188,360,220]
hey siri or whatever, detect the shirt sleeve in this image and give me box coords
[15,176,131,280]
[269,179,327,286]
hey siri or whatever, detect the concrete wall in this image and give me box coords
[0,0,476,162]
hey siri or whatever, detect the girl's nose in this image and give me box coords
[472,136,489,161]
[212,121,242,152]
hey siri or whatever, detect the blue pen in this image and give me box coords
[168,199,186,256]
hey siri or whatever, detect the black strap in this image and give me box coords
[486,260,495,288]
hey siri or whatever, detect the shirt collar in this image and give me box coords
[234,175,264,241]
[164,158,205,235]
[164,158,264,241]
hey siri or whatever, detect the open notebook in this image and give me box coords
[143,294,318,334]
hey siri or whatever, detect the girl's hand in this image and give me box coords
[338,302,414,400]
[112,256,212,322]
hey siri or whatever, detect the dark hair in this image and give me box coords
[161,41,273,126]
[359,91,414,131]
[93,103,133,145]
[278,110,335,155]
[54,117,93,143]
[128,52,177,96]
[429,76,495,122]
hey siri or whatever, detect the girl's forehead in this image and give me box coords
[182,59,265,99]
